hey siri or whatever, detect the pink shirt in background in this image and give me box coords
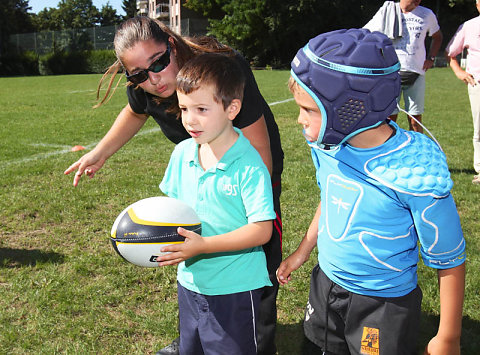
[446,15,480,81]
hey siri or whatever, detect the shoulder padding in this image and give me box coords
[365,131,453,197]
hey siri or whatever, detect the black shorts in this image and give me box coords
[304,265,422,355]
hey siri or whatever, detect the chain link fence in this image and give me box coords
[8,19,209,55]
[9,26,116,55]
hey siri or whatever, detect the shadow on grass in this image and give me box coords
[276,321,304,354]
[276,312,480,355]
[449,168,477,175]
[420,312,480,355]
[0,247,64,268]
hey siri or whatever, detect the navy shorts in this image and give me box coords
[304,265,422,355]
[177,282,262,355]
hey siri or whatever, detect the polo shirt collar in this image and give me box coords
[186,127,250,171]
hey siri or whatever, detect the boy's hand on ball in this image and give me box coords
[157,227,204,266]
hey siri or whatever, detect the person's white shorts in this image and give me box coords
[391,74,426,116]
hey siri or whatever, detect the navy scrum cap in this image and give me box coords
[291,28,401,148]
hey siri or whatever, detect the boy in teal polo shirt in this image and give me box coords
[157,53,275,354]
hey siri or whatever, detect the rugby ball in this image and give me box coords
[110,196,201,267]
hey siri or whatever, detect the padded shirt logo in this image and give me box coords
[325,174,363,240]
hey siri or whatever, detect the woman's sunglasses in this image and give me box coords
[125,43,171,85]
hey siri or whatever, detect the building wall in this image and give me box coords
[137,0,207,36]
[169,0,181,35]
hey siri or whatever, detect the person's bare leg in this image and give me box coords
[409,114,423,133]
[389,114,398,122]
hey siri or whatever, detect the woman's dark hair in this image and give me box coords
[95,16,234,112]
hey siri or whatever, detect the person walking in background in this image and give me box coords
[446,0,480,185]
[364,0,443,133]
[64,16,283,355]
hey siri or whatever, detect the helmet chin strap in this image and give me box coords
[396,104,443,152]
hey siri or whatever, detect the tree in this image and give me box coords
[122,0,137,20]
[185,0,478,67]
[31,7,63,31]
[32,0,124,30]
[185,0,385,67]
[208,0,268,64]
[0,0,35,56]
[29,0,103,52]
[99,3,122,26]
[422,0,478,45]
[56,0,100,28]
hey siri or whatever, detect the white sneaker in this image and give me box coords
[473,175,480,185]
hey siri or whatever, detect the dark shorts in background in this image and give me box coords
[257,175,283,355]
[304,265,422,355]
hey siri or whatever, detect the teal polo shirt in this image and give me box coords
[160,129,274,296]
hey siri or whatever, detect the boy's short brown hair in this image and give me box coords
[288,76,302,94]
[177,53,245,110]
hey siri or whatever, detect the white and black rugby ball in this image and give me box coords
[110,196,201,267]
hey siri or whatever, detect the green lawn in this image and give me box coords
[0,68,478,354]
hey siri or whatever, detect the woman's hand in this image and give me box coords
[64,104,148,187]
[456,70,476,86]
[64,149,107,187]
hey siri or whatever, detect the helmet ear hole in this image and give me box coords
[336,98,367,133]
[291,28,400,147]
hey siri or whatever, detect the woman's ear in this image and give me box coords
[168,37,176,55]
[227,99,242,120]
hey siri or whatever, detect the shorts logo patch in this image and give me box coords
[360,327,379,355]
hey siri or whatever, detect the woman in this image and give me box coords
[64,16,283,355]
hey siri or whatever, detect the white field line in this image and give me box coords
[2,127,162,170]
[30,143,72,149]
[3,98,294,169]
[2,142,98,169]
[269,98,294,106]
[67,87,109,94]
[67,89,96,94]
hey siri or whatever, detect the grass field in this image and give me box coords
[0,67,479,354]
